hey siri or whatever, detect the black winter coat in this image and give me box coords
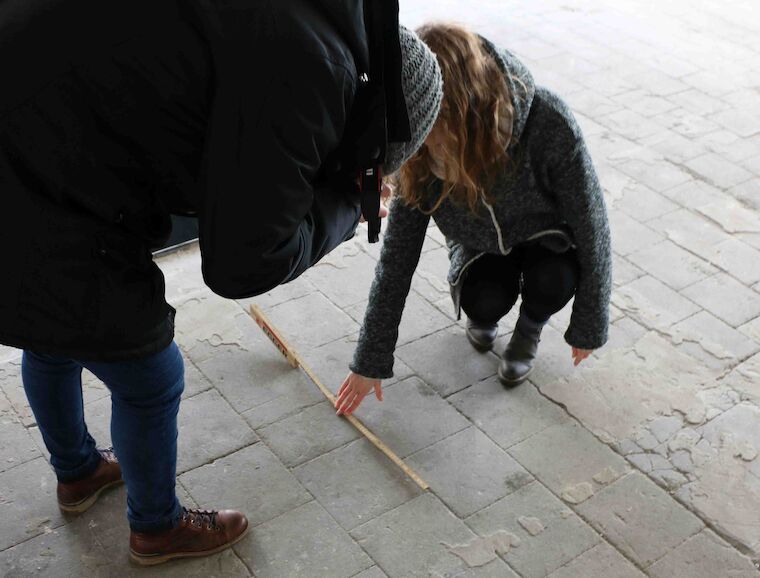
[0,0,370,361]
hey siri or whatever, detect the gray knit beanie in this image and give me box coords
[384,26,443,175]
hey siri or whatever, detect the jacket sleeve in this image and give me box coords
[199,54,361,299]
[544,96,612,350]
[350,195,430,378]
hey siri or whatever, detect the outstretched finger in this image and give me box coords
[336,389,356,411]
[336,392,357,416]
[342,394,366,416]
[374,383,383,401]
[337,391,360,415]
[335,396,354,415]
[337,377,351,399]
[575,351,590,366]
[335,387,355,410]
[335,384,350,404]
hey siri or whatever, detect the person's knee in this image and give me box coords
[462,278,519,323]
[116,374,184,412]
[523,258,578,306]
[108,343,185,407]
[151,346,185,405]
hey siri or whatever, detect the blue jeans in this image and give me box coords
[21,341,184,533]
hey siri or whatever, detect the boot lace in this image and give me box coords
[99,447,118,463]
[181,507,221,531]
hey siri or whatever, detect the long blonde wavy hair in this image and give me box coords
[397,23,519,214]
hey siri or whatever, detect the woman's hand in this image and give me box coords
[335,372,383,416]
[571,347,593,366]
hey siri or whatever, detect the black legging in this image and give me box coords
[460,243,579,325]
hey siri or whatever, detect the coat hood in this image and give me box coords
[480,36,536,143]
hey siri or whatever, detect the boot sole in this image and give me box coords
[465,330,495,353]
[58,479,124,514]
[497,365,533,387]
[129,525,250,566]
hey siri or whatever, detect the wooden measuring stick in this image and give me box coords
[249,304,429,491]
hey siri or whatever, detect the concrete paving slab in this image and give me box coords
[293,438,422,531]
[236,500,372,578]
[466,481,601,578]
[406,427,533,518]
[351,493,519,578]
[577,472,703,567]
[449,376,569,450]
[546,542,646,578]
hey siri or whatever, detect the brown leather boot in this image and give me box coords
[57,448,123,513]
[129,507,249,566]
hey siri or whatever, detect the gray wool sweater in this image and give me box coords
[350,38,612,379]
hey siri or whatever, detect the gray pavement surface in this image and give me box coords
[2,0,760,576]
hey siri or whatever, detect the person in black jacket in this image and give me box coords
[0,0,442,565]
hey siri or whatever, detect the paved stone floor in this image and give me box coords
[2,0,760,576]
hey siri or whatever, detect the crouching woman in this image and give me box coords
[335,23,612,416]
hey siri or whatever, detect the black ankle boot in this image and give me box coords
[498,312,545,386]
[465,318,499,352]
